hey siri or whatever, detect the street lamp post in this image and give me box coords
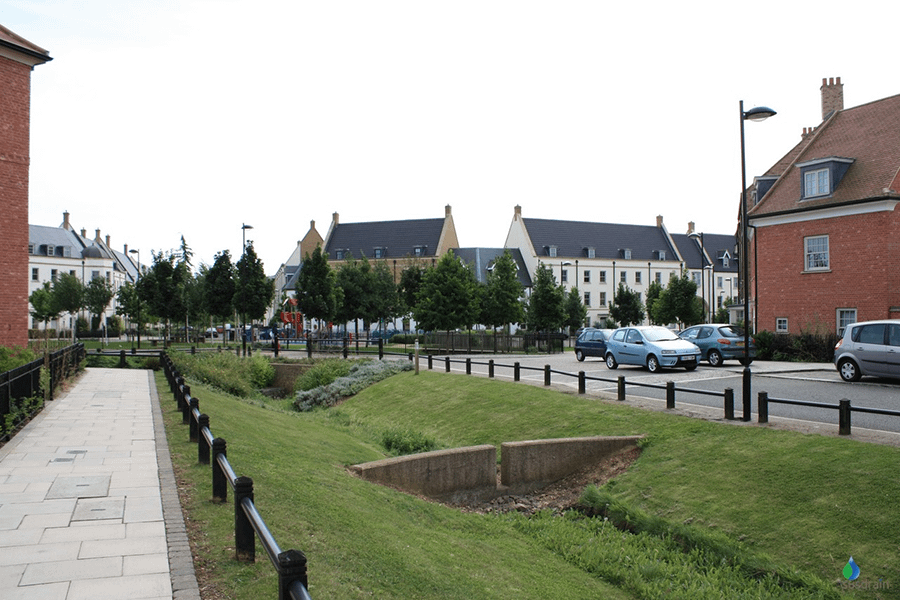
[740,101,776,421]
[240,224,253,356]
[560,260,572,287]
[129,249,141,349]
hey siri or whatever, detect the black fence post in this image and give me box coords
[757,392,768,423]
[666,381,675,409]
[428,355,433,370]
[212,438,227,500]
[514,362,520,382]
[181,387,192,425]
[378,338,384,360]
[343,337,349,359]
[189,397,199,441]
[544,364,551,386]
[445,357,450,373]
[234,476,255,561]
[306,333,312,359]
[278,549,309,600]
[119,350,126,368]
[839,399,851,435]
[466,358,471,375]
[578,371,585,394]
[198,415,211,464]
[724,388,734,420]
[488,359,494,378]
[617,376,625,401]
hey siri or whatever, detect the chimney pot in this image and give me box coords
[332,212,339,225]
[821,76,844,120]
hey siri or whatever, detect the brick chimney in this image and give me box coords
[445,204,452,217]
[687,221,695,235]
[821,77,843,120]
[62,211,71,230]
[514,205,522,220]
[332,212,339,226]
[95,229,101,242]
[656,215,664,228]
[105,235,111,247]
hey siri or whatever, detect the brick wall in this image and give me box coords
[753,208,900,335]
[0,55,33,348]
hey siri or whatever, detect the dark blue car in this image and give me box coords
[574,328,614,362]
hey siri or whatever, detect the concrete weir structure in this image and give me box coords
[349,435,644,504]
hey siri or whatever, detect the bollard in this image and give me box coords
[197,414,210,463]
[445,356,450,373]
[839,399,851,435]
[514,362,520,382]
[278,549,309,599]
[466,358,471,375]
[189,397,199,440]
[544,364,551,386]
[378,338,384,360]
[191,346,196,355]
[343,337,349,359]
[235,346,240,358]
[757,392,768,423]
[234,476,255,561]
[617,376,625,401]
[428,355,433,370]
[119,350,126,368]
[724,388,734,420]
[488,359,494,378]
[211,438,227,500]
[306,334,312,359]
[578,371,585,394]
[666,381,675,409]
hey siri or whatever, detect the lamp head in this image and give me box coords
[743,106,777,122]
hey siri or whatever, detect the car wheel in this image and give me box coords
[575,349,585,362]
[647,355,660,373]
[708,349,723,367]
[605,353,618,369]
[838,358,861,382]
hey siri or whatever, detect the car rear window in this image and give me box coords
[854,324,886,345]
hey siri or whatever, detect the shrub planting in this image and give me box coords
[293,359,413,411]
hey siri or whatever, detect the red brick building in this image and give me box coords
[746,78,900,336]
[0,24,51,348]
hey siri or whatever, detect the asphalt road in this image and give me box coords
[423,351,900,438]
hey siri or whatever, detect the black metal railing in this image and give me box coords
[161,353,312,600]
[1,344,85,442]
[758,392,900,436]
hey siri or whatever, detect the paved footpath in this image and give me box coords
[0,368,200,600]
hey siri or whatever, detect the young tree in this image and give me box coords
[564,287,588,334]
[525,264,565,332]
[52,272,84,342]
[115,282,144,344]
[138,251,187,343]
[608,283,645,326]
[645,280,664,325]
[398,261,424,323]
[370,260,400,333]
[413,251,479,332]
[84,277,114,331]
[29,282,61,349]
[334,253,373,338]
[651,270,702,328]
[234,242,274,341]
[294,246,337,332]
[205,250,236,340]
[481,250,523,332]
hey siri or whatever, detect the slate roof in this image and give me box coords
[29,225,88,258]
[522,218,676,261]
[452,248,533,287]
[749,93,900,217]
[670,233,738,273]
[324,218,445,259]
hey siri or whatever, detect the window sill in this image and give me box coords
[802,268,831,274]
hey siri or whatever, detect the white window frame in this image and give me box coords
[599,271,606,283]
[804,235,830,271]
[776,317,788,333]
[583,292,590,307]
[635,271,642,284]
[837,309,856,337]
[620,271,627,284]
[804,168,830,197]
[583,270,590,284]
[599,292,607,305]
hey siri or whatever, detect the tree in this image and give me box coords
[481,250,523,332]
[398,261,424,321]
[295,246,337,331]
[413,251,480,332]
[234,242,274,334]
[645,280,664,325]
[608,283,644,326]
[29,282,61,349]
[334,253,373,338]
[52,272,84,342]
[651,270,702,328]
[139,250,187,343]
[564,287,588,334]
[525,264,565,332]
[370,260,400,332]
[84,277,114,331]
[116,282,144,343]
[205,250,236,339]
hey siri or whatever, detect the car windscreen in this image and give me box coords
[643,328,678,342]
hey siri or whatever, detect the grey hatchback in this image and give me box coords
[833,320,900,382]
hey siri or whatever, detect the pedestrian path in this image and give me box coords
[0,368,199,600]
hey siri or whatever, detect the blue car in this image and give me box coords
[574,328,615,362]
[605,326,701,373]
[677,324,756,367]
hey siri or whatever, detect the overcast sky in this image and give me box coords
[9,0,898,274]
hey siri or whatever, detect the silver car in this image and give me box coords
[605,326,701,373]
[834,319,900,382]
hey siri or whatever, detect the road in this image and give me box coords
[422,352,900,437]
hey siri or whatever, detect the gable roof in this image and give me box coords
[749,93,900,218]
[29,224,87,258]
[671,233,738,273]
[522,218,676,261]
[0,23,52,66]
[324,217,445,259]
[452,248,532,287]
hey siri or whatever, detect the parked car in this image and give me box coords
[677,324,756,367]
[833,319,900,382]
[574,328,615,361]
[605,326,701,372]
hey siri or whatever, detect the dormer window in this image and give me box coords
[621,248,632,260]
[414,245,427,257]
[548,246,558,258]
[655,250,666,260]
[335,249,345,260]
[797,157,854,200]
[47,245,55,256]
[586,247,595,259]
[373,247,386,259]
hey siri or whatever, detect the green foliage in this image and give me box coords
[398,261,424,316]
[169,351,275,397]
[563,286,587,334]
[0,346,37,372]
[234,242,274,323]
[381,427,437,455]
[608,283,644,326]
[53,272,85,317]
[84,277,114,329]
[293,359,413,411]
[525,264,565,332]
[645,281,663,325]
[481,250,524,330]
[651,270,702,327]
[205,250,236,321]
[295,246,338,325]
[294,358,354,392]
[248,354,275,388]
[753,330,838,362]
[414,251,480,332]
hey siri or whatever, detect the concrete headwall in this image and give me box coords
[349,445,497,503]
[350,435,644,502]
[500,436,644,494]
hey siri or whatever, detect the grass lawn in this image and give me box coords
[158,367,898,599]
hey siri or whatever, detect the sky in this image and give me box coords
[8,0,899,275]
